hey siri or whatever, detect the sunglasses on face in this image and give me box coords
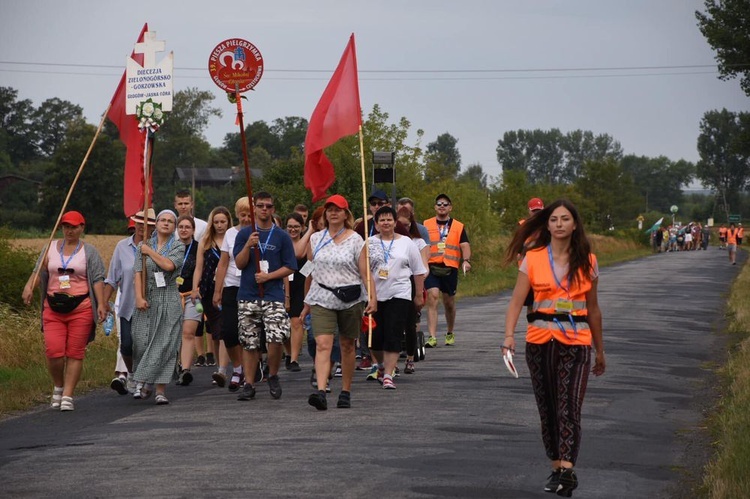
[369,200,387,207]
[436,202,451,207]
[255,203,274,209]
[57,268,75,275]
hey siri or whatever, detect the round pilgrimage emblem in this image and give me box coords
[208,39,264,93]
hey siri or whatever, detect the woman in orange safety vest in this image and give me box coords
[726,223,739,265]
[502,199,605,497]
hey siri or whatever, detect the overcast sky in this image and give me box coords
[1,0,748,181]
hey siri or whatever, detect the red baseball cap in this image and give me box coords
[325,194,349,210]
[60,210,85,226]
[527,198,544,211]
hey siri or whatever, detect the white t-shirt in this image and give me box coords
[194,217,208,243]
[221,226,241,287]
[305,231,365,310]
[368,234,428,301]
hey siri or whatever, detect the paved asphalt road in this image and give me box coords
[0,248,744,498]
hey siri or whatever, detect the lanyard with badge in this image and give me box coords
[437,221,449,254]
[152,237,173,288]
[57,240,82,289]
[257,225,276,274]
[547,245,577,338]
[377,236,394,279]
[302,227,346,277]
[176,240,193,286]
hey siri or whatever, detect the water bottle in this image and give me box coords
[194,298,204,314]
[103,311,115,336]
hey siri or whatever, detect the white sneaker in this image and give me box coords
[126,375,137,394]
[60,396,74,411]
[133,382,144,399]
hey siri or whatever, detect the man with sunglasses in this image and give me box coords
[424,194,471,347]
[233,192,297,401]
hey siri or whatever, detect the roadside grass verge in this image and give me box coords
[701,261,750,497]
[0,303,119,417]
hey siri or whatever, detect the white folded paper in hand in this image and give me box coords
[503,349,518,378]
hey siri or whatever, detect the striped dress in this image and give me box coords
[131,240,185,384]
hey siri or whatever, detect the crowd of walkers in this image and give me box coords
[651,221,743,265]
[25,189,474,412]
[31,188,693,496]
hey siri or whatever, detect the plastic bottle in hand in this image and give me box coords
[194,298,204,314]
[103,309,115,336]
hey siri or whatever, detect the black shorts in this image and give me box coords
[424,267,458,296]
[221,286,240,349]
[371,298,411,353]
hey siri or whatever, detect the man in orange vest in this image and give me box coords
[423,193,472,347]
[738,223,744,245]
[718,224,727,249]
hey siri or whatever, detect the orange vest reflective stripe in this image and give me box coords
[524,247,596,346]
[727,228,738,245]
[424,217,464,268]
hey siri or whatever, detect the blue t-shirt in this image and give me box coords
[233,225,297,303]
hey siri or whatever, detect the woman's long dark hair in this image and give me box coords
[503,199,592,287]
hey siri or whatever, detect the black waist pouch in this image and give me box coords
[47,293,88,314]
[318,283,361,303]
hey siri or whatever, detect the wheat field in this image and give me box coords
[11,235,124,269]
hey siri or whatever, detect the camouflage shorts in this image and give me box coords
[238,300,291,351]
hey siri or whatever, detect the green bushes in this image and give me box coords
[0,227,37,310]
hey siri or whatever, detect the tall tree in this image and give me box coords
[40,121,124,233]
[458,163,488,189]
[575,158,643,232]
[424,132,461,182]
[31,97,84,157]
[696,0,750,97]
[497,128,621,184]
[0,87,37,165]
[150,88,224,205]
[223,116,309,165]
[620,155,694,213]
[696,109,750,220]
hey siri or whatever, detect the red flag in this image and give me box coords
[107,23,153,217]
[304,34,362,202]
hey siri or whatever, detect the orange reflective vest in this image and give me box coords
[727,228,738,245]
[719,227,727,238]
[524,247,597,346]
[425,217,464,268]
[738,227,744,239]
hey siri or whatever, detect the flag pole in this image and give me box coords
[140,130,154,297]
[29,104,111,292]
[358,124,373,347]
[234,85,263,296]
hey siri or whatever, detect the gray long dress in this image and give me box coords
[132,240,185,384]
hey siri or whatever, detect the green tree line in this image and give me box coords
[2,85,748,238]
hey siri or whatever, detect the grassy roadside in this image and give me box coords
[701,260,750,497]
[0,233,649,418]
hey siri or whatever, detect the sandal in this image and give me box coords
[60,396,74,412]
[51,387,63,409]
[140,383,154,400]
[155,394,169,405]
